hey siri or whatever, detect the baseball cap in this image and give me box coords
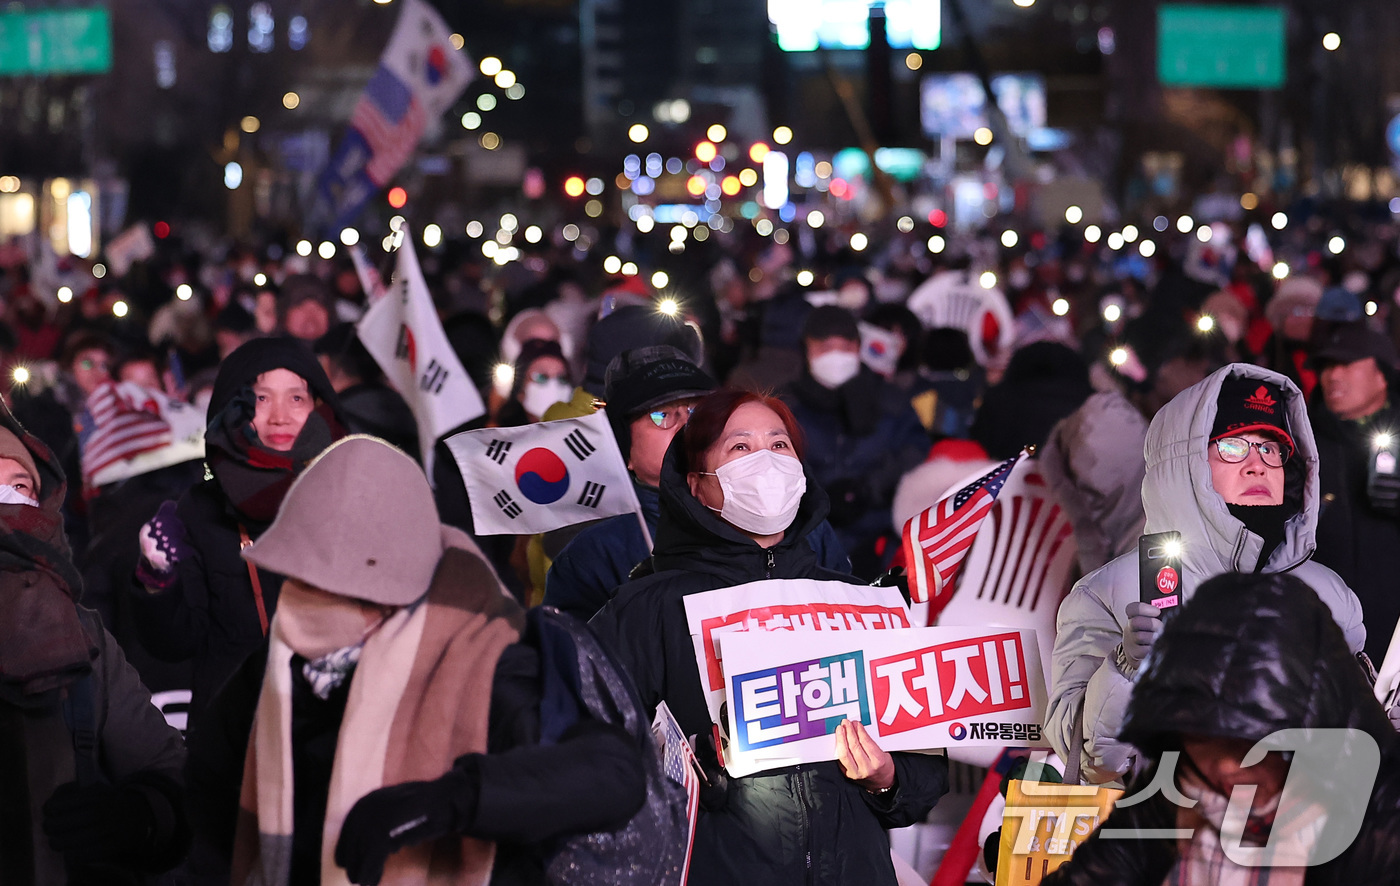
[604,346,716,461]
[1310,323,1399,370]
[1210,375,1295,455]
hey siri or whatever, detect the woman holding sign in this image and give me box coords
[593,388,949,886]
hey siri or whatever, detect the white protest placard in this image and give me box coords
[719,626,1048,777]
[682,579,913,727]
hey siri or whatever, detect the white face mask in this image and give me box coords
[703,449,806,536]
[0,485,37,507]
[521,379,573,419]
[809,350,861,389]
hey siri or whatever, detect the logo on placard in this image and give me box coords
[949,722,968,741]
[1157,567,1179,594]
[514,448,569,504]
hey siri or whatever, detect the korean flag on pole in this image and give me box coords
[357,226,485,474]
[445,410,643,537]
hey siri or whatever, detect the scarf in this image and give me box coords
[1227,504,1291,573]
[205,388,342,525]
[1164,770,1320,886]
[0,423,95,702]
[231,538,524,886]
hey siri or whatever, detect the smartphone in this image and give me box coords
[1139,531,1184,615]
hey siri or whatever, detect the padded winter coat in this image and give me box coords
[1042,571,1400,885]
[591,437,949,886]
[1047,364,1366,784]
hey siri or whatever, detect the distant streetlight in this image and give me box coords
[1322,32,1341,51]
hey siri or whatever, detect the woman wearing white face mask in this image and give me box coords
[494,338,576,426]
[592,389,949,886]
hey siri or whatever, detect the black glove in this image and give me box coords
[42,781,156,866]
[335,766,477,886]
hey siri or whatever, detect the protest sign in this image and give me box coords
[995,779,1121,886]
[682,579,913,726]
[719,625,1047,777]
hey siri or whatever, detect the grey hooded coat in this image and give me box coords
[1046,363,1366,785]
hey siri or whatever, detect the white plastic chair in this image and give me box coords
[928,458,1078,767]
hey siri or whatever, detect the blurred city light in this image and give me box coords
[423,224,442,248]
[1052,298,1069,316]
[1272,262,1290,279]
[707,124,727,142]
[973,127,993,145]
[113,300,129,318]
[806,210,825,228]
[850,232,868,251]
[57,286,72,304]
[12,366,28,385]
[1328,235,1345,254]
[1001,230,1018,248]
[494,70,516,89]
[652,272,670,290]
[387,187,407,208]
[318,241,335,259]
[1197,315,1215,333]
[1103,303,1121,322]
[480,57,502,76]
[282,92,299,109]
[773,126,793,145]
[1139,240,1157,257]
[295,240,312,256]
[979,271,997,289]
[905,53,922,71]
[224,162,242,189]
[1177,215,1194,233]
[1121,224,1138,243]
[628,123,649,143]
[240,115,259,133]
[928,235,946,254]
[796,270,815,286]
[176,283,193,301]
[1064,205,1083,224]
[695,141,718,163]
[1271,212,1288,230]
[1109,347,1128,367]
[657,296,679,315]
[1323,32,1341,51]
[1085,225,1102,243]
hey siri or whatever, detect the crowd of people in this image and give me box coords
[3,199,1400,884]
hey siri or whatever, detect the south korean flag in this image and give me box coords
[445,409,641,536]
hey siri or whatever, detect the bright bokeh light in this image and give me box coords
[1052,298,1069,316]
[240,115,259,133]
[176,283,193,301]
[524,225,542,243]
[283,92,299,109]
[113,300,129,318]
[656,296,679,315]
[1103,303,1122,323]
[749,142,770,163]
[1109,347,1128,367]
[57,286,73,303]
[423,224,442,248]
[253,273,267,286]
[806,210,824,228]
[928,235,946,253]
[12,366,28,384]
[318,241,335,259]
[850,232,868,251]
[979,271,997,289]
[628,123,649,143]
[1121,225,1139,243]
[1139,240,1157,257]
[340,228,359,247]
[494,70,516,89]
[295,240,312,257]
[1064,205,1083,224]
[1328,236,1345,254]
[1197,315,1215,333]
[905,52,922,71]
[652,271,670,290]
[1085,225,1102,243]
[773,126,793,145]
[1177,215,1194,233]
[1272,262,1290,280]
[603,255,622,275]
[695,141,717,163]
[721,175,741,196]
[1367,301,1379,317]
[480,57,502,77]
[564,176,585,198]
[1271,212,1288,230]
[1001,230,1018,248]
[796,270,815,286]
[1196,225,1213,243]
[685,176,707,197]
[973,127,993,146]
[1323,32,1341,51]
[707,124,727,143]
[1107,232,1125,250]
[387,187,407,209]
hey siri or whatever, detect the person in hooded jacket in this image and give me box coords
[781,306,929,579]
[1042,571,1400,885]
[0,405,190,885]
[1047,364,1366,786]
[128,337,345,733]
[591,388,949,886]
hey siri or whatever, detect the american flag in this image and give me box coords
[350,65,428,186]
[81,381,175,490]
[651,702,701,886]
[902,450,1028,604]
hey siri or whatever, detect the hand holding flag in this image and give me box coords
[901,449,1030,604]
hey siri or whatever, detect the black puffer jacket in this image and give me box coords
[591,437,949,886]
[128,338,343,731]
[1043,571,1400,885]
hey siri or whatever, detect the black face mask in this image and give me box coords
[1227,503,1291,572]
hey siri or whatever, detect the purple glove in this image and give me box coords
[137,501,190,589]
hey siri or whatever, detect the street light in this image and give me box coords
[1323,32,1341,51]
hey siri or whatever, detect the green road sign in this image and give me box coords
[1158,4,1285,89]
[0,8,112,76]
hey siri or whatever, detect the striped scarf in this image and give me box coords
[1164,771,1317,886]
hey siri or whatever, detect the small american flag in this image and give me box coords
[81,382,175,489]
[650,702,701,886]
[350,65,428,186]
[902,450,1028,604]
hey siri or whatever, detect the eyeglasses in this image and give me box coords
[1213,436,1290,468]
[647,404,695,430]
[526,372,570,386]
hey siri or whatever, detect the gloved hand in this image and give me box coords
[1120,602,1164,670]
[42,781,156,866]
[137,501,190,589]
[335,768,475,886]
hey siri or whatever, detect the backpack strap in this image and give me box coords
[62,674,100,787]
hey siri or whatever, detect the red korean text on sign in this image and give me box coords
[870,631,1031,735]
[700,603,911,691]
